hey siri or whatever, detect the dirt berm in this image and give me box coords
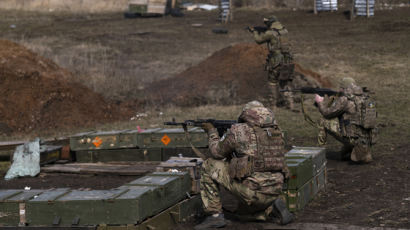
[145,43,333,106]
[0,40,133,135]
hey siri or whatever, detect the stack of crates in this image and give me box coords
[69,128,208,163]
[0,172,200,227]
[283,147,327,212]
[156,157,203,193]
[154,147,327,212]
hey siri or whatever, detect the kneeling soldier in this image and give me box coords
[195,101,293,229]
[315,77,376,163]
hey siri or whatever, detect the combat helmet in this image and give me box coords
[242,100,264,111]
[264,16,283,30]
[239,101,276,127]
[339,77,356,89]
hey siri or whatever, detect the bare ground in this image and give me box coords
[0,7,409,229]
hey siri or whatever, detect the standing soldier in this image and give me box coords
[249,16,295,110]
[315,77,377,163]
[195,101,293,229]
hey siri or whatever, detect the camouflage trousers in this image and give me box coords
[318,118,372,163]
[200,158,284,221]
[267,67,294,110]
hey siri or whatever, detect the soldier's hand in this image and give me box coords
[201,123,215,133]
[315,94,324,103]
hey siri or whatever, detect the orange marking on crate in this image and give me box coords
[161,135,171,146]
[93,137,103,147]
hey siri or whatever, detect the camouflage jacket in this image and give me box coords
[252,27,291,54]
[207,107,289,181]
[317,85,369,138]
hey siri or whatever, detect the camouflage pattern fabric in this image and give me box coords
[317,84,373,163]
[200,158,283,220]
[252,21,294,110]
[201,103,287,219]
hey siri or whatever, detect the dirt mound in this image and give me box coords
[145,43,332,106]
[0,40,132,134]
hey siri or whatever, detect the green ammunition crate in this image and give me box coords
[75,147,204,163]
[26,188,71,225]
[151,172,192,196]
[157,157,203,179]
[112,186,155,223]
[136,128,207,148]
[284,156,313,190]
[125,172,191,215]
[40,145,62,165]
[162,147,205,161]
[137,195,202,230]
[287,146,326,175]
[70,130,137,151]
[70,128,208,151]
[0,190,44,226]
[26,188,143,226]
[310,165,327,195]
[284,166,327,212]
[75,148,163,163]
[0,190,23,226]
[96,195,202,230]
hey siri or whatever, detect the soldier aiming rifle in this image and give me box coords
[167,101,294,229]
[246,26,268,33]
[164,119,237,160]
[287,78,377,163]
[248,16,296,111]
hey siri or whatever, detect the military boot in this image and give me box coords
[350,145,373,163]
[271,199,294,225]
[194,213,228,229]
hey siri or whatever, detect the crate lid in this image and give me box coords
[28,188,71,202]
[57,189,125,201]
[5,190,44,201]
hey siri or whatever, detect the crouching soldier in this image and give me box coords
[195,101,293,229]
[315,77,377,163]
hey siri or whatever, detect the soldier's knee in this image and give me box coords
[201,159,215,175]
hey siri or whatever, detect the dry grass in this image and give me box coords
[0,9,408,157]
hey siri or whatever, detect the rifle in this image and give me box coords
[280,87,343,97]
[164,119,237,137]
[246,26,268,33]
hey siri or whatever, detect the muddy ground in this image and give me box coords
[0,6,409,230]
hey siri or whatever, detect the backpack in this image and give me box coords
[357,94,377,129]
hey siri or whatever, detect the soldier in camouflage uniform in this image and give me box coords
[250,16,295,111]
[195,101,293,229]
[315,77,375,163]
